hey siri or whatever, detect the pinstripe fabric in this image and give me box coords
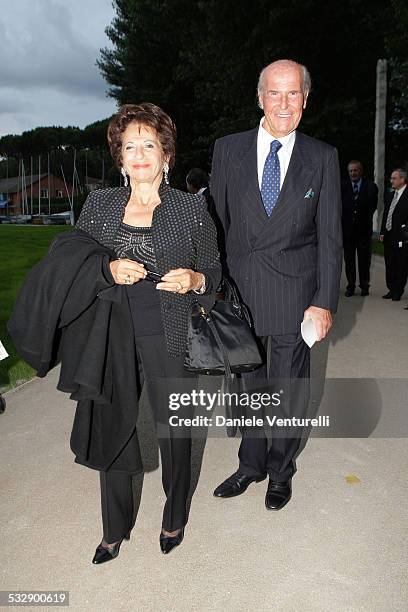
[210,128,342,336]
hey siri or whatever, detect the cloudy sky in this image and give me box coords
[0,0,118,137]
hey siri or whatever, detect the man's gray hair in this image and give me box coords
[393,168,407,181]
[257,59,312,95]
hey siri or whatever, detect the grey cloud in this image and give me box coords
[0,0,112,98]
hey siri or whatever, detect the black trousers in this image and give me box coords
[343,227,372,290]
[99,334,196,543]
[238,334,310,483]
[384,241,408,298]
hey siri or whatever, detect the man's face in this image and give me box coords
[390,171,406,190]
[348,164,363,181]
[258,64,308,138]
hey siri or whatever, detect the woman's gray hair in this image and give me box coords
[257,60,312,96]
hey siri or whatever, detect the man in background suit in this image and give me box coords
[210,59,342,510]
[380,168,408,302]
[341,160,378,296]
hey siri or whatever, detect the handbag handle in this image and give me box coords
[222,276,241,304]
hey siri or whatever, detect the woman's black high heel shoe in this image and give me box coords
[159,528,184,555]
[92,530,131,565]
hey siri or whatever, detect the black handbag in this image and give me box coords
[184,277,263,379]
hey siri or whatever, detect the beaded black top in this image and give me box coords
[113,223,158,272]
[113,222,163,336]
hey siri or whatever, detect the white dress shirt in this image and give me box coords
[386,184,407,230]
[257,117,296,190]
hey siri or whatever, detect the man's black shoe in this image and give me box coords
[392,296,401,301]
[213,471,267,498]
[265,479,292,511]
[344,289,354,297]
[382,292,392,299]
[360,288,369,296]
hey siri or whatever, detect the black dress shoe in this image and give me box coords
[382,292,392,299]
[360,288,369,296]
[344,289,355,297]
[213,470,267,498]
[404,305,408,310]
[265,479,292,511]
[160,528,184,554]
[392,296,401,301]
[92,530,130,565]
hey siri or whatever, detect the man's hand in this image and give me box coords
[379,234,384,242]
[303,306,332,341]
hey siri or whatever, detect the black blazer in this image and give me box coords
[380,187,408,245]
[76,182,221,356]
[210,128,343,336]
[341,178,378,236]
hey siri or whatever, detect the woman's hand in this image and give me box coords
[109,259,147,285]
[157,268,204,294]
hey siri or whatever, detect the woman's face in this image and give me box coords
[121,123,166,185]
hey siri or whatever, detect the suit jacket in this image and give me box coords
[341,178,378,236]
[210,128,342,336]
[76,182,221,356]
[380,187,408,245]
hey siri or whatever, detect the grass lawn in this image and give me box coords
[0,225,73,391]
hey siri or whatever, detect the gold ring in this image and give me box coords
[176,282,182,291]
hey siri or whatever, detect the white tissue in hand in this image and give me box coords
[0,340,8,361]
[301,318,318,348]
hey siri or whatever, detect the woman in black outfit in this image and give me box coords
[9,102,221,565]
[80,103,221,563]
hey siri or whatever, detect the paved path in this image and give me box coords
[1,255,407,612]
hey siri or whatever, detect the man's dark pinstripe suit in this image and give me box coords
[211,127,342,483]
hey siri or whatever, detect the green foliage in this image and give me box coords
[97,0,407,182]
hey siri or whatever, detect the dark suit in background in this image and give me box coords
[341,178,378,293]
[211,128,342,484]
[380,186,408,299]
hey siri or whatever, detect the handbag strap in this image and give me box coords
[205,314,233,381]
[222,276,240,304]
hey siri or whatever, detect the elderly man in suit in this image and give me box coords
[380,168,408,302]
[341,160,378,296]
[210,59,342,510]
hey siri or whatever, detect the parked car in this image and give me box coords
[10,215,32,224]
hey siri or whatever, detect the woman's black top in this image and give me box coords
[113,222,163,336]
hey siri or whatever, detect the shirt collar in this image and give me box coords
[259,117,296,149]
[396,184,407,196]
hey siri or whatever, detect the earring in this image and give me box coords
[121,167,128,187]
[163,161,169,185]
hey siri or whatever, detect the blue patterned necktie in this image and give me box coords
[261,140,282,216]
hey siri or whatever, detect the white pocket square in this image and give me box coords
[304,188,315,198]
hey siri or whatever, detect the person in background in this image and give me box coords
[380,168,408,302]
[341,160,378,297]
